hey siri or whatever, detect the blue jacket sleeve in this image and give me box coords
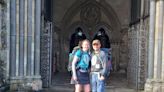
[100,51,108,77]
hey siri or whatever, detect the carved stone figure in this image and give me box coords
[69,27,86,53]
[93,28,110,48]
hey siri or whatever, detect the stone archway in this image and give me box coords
[56,0,123,73]
[60,0,122,39]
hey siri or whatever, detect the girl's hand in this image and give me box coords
[73,76,77,81]
[88,69,91,73]
[99,75,105,80]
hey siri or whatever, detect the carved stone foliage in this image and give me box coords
[80,3,101,27]
[0,31,7,50]
[0,1,7,88]
[127,20,148,89]
[137,19,148,90]
[0,3,7,50]
[127,25,139,88]
[0,57,6,87]
[40,21,52,87]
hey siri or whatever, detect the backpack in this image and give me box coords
[67,46,81,72]
[101,48,112,77]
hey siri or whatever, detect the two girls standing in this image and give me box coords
[72,39,108,92]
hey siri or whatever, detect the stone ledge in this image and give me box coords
[145,79,164,92]
[9,79,42,92]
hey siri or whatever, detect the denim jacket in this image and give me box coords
[91,50,108,76]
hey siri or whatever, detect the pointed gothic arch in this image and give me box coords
[61,0,122,38]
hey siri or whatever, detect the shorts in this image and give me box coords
[76,70,90,85]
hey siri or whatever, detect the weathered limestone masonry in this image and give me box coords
[4,0,42,91]
[0,0,9,90]
[128,0,149,90]
[145,0,164,92]
[128,19,149,90]
[128,24,140,89]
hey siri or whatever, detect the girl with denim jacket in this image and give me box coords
[91,39,108,92]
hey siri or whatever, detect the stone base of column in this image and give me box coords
[145,79,164,92]
[9,76,42,91]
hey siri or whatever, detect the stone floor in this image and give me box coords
[42,72,144,92]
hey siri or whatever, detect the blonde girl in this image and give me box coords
[72,39,91,92]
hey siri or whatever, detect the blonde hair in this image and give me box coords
[80,39,90,48]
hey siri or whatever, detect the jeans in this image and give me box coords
[91,73,105,92]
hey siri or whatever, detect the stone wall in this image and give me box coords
[128,24,140,89]
[137,19,149,90]
[0,0,10,91]
[0,0,9,84]
[105,0,130,26]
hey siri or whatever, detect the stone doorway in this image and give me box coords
[50,24,128,90]
[41,0,144,90]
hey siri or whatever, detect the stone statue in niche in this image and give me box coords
[93,28,110,48]
[69,27,86,53]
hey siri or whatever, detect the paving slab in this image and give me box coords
[43,72,144,92]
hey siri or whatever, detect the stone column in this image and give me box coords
[144,0,156,91]
[9,0,42,91]
[34,0,41,77]
[27,0,33,76]
[148,0,156,79]
[156,0,163,79]
[10,0,16,78]
[19,0,24,77]
[145,0,164,92]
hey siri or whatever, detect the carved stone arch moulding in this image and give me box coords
[61,0,122,42]
[80,2,101,27]
[61,0,121,29]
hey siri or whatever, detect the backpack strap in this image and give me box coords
[75,49,83,68]
[92,51,104,66]
[76,50,91,70]
[96,54,104,67]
